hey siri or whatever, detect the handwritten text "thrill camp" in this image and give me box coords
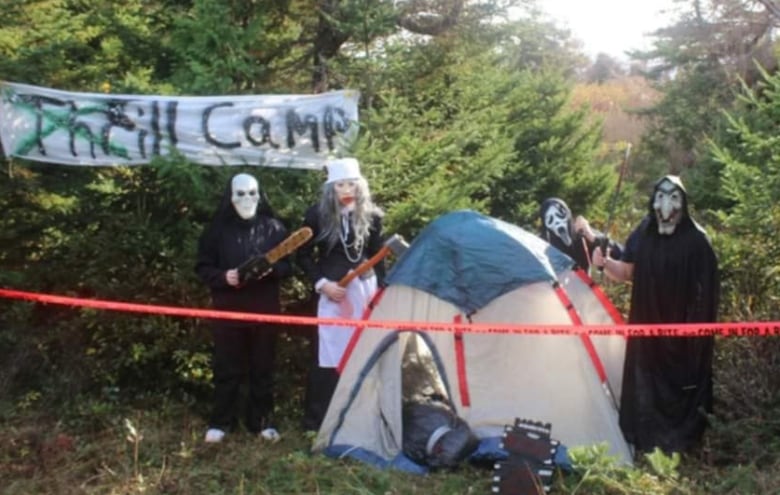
[0,83,359,168]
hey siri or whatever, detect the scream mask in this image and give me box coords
[541,198,574,247]
[652,177,685,235]
[231,173,259,220]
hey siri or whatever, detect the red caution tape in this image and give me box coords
[1,287,779,337]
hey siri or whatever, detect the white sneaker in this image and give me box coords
[204,428,226,443]
[260,427,280,443]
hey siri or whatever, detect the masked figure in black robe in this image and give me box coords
[539,197,622,273]
[195,173,292,444]
[592,175,719,454]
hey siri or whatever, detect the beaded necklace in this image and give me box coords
[339,212,364,263]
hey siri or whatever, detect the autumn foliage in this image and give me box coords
[571,75,661,148]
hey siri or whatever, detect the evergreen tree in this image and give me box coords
[628,0,778,194]
[708,67,780,320]
[0,0,617,402]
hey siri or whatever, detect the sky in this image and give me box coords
[541,0,679,60]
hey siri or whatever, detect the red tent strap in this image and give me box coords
[552,283,608,383]
[574,269,626,325]
[336,287,387,374]
[453,314,471,408]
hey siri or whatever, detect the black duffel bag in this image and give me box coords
[402,401,479,469]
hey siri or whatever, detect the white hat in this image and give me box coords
[325,158,362,184]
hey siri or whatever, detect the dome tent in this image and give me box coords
[313,210,631,470]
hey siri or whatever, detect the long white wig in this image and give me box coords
[316,176,383,252]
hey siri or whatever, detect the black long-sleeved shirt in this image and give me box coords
[196,213,292,318]
[296,204,385,289]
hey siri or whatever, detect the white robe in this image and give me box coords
[317,275,377,368]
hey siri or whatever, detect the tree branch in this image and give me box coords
[755,0,780,21]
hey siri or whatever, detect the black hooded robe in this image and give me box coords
[619,207,719,454]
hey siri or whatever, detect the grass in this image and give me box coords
[4,331,780,495]
[0,399,488,495]
[4,397,780,495]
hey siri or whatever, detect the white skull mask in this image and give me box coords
[544,202,573,246]
[653,179,684,235]
[231,173,259,220]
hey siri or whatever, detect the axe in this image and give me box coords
[337,234,409,287]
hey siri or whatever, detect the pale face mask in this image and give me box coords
[653,179,684,235]
[544,202,573,246]
[231,173,259,220]
[334,179,358,207]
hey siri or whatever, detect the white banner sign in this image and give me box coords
[0,82,359,169]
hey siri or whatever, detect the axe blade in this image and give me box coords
[385,234,409,258]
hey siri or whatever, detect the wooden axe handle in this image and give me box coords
[337,245,391,288]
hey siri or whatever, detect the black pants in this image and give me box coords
[302,328,339,431]
[210,324,276,433]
